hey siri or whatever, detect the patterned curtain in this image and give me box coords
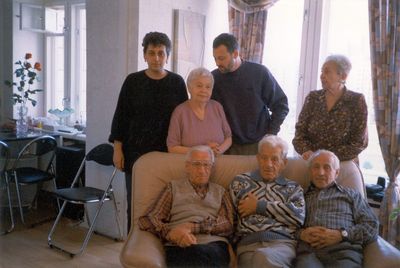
[227,0,279,63]
[368,0,400,247]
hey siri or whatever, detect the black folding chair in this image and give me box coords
[47,143,122,257]
[9,135,58,226]
[0,141,14,234]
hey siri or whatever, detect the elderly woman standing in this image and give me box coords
[167,67,232,155]
[292,54,368,162]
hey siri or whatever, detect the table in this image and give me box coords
[0,129,58,142]
[0,130,60,158]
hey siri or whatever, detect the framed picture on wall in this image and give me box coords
[173,9,206,81]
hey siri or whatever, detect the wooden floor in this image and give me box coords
[0,208,124,268]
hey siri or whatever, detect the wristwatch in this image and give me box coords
[340,228,349,241]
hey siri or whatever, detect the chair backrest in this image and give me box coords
[85,143,114,166]
[68,143,115,188]
[0,141,10,174]
[13,135,58,172]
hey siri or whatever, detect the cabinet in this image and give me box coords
[19,3,63,34]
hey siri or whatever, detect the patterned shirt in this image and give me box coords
[229,171,305,244]
[138,181,234,241]
[292,88,368,161]
[303,182,378,245]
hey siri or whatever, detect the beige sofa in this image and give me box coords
[120,152,400,268]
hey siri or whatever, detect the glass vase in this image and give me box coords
[16,104,28,136]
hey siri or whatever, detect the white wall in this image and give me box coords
[136,0,229,72]
[85,0,228,237]
[86,0,134,238]
[0,0,14,124]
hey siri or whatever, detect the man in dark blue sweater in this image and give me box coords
[212,33,288,155]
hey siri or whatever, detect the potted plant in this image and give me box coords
[4,53,43,135]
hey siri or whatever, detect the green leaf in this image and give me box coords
[15,69,23,77]
[28,71,36,78]
[13,94,22,104]
[31,99,37,107]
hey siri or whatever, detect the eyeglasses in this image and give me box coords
[189,161,213,169]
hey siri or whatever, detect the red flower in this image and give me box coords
[24,62,32,69]
[34,62,41,71]
[25,53,32,60]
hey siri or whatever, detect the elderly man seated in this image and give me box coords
[138,145,234,267]
[229,135,305,268]
[295,150,379,268]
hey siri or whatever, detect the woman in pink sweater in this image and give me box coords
[167,67,232,155]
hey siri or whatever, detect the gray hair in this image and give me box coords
[258,135,288,159]
[308,149,340,170]
[185,145,215,163]
[324,54,352,76]
[186,67,214,89]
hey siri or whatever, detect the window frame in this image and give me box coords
[45,0,86,125]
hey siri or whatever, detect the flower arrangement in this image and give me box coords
[4,53,43,106]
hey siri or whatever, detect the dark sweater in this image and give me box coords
[211,61,288,144]
[109,70,188,172]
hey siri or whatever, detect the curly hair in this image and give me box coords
[142,32,172,56]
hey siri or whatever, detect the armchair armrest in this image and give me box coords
[363,237,400,268]
[120,228,166,268]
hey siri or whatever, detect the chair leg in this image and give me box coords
[48,200,108,257]
[1,173,15,234]
[84,204,91,228]
[52,179,60,211]
[111,191,123,240]
[31,182,43,210]
[48,200,67,245]
[47,200,78,258]
[13,172,26,225]
[78,201,108,256]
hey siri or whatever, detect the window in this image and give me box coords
[217,0,385,184]
[263,0,304,156]
[317,0,384,183]
[263,0,385,184]
[45,1,86,125]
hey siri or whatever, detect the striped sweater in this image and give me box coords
[229,170,305,245]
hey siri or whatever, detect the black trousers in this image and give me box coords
[125,171,132,233]
[165,241,230,268]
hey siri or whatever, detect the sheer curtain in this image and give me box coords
[227,0,279,63]
[369,0,400,247]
